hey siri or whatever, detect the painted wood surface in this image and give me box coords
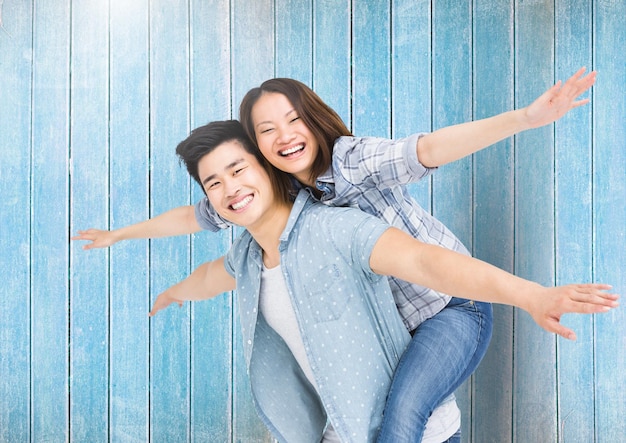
[0,1,624,442]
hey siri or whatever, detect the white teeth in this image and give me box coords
[231,195,253,210]
[280,144,304,156]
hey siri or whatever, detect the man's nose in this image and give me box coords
[223,177,241,197]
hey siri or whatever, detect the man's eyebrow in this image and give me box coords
[202,158,245,186]
[255,108,296,128]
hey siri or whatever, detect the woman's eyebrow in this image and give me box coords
[255,109,296,128]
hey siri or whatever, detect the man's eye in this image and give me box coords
[207,181,220,189]
[233,167,246,176]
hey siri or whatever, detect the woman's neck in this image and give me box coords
[294,171,316,189]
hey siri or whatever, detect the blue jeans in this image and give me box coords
[442,428,461,442]
[376,297,493,442]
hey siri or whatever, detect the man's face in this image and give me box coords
[198,140,276,230]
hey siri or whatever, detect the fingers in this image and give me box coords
[569,98,591,109]
[559,67,596,100]
[71,229,99,241]
[535,283,618,340]
[570,283,619,304]
[70,228,115,249]
[552,284,619,317]
[547,320,576,341]
[149,299,168,317]
[148,296,184,317]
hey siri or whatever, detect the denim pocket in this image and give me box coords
[304,264,352,323]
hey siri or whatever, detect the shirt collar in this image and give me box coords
[316,166,334,184]
[279,189,312,244]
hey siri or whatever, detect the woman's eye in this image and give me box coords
[259,127,273,134]
[290,117,300,123]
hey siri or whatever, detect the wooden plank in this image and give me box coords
[148,0,192,441]
[275,0,312,83]
[30,1,71,441]
[593,0,626,440]
[471,1,515,441]
[431,0,473,249]
[68,0,110,440]
[108,1,150,441]
[0,1,33,441]
[513,1,557,441]
[232,0,274,105]
[352,0,390,138]
[189,0,233,440]
[312,0,351,127]
[431,1,474,438]
[553,2,594,442]
[391,0,433,213]
[231,0,275,440]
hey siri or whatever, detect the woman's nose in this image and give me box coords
[276,125,296,144]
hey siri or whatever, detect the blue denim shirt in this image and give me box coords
[224,190,411,443]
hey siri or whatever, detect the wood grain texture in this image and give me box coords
[148,0,192,441]
[391,0,433,213]
[31,1,71,441]
[313,0,351,126]
[0,2,624,442]
[472,1,515,441]
[109,0,150,441]
[231,0,275,440]
[68,0,111,440]
[352,0,391,137]
[513,1,558,441]
[593,0,626,440]
[189,0,234,440]
[554,1,595,442]
[0,1,33,442]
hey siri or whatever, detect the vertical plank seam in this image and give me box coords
[552,4,561,443]
[28,0,35,439]
[469,2,475,440]
[186,1,193,441]
[310,0,315,89]
[146,0,153,439]
[510,0,518,442]
[387,1,395,138]
[107,0,112,438]
[590,2,597,441]
[67,0,75,439]
[228,3,235,440]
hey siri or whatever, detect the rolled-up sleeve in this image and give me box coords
[332,133,437,190]
[194,197,232,232]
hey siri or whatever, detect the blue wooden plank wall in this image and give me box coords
[1,1,624,442]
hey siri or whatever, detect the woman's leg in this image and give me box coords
[376,298,493,442]
[441,428,462,443]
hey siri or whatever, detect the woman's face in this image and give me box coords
[250,92,320,186]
